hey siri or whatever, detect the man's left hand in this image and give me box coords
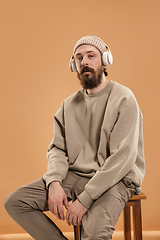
[66,199,88,226]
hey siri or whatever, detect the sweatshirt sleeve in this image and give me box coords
[43,102,69,188]
[78,91,144,209]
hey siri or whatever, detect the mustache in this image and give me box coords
[80,66,95,75]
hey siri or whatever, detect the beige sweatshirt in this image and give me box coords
[43,80,145,208]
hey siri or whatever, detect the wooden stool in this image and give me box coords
[74,192,146,240]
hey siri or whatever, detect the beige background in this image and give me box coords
[0,0,160,235]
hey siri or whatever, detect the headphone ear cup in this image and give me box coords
[102,50,113,66]
[108,49,113,65]
[69,57,77,72]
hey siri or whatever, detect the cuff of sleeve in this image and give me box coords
[77,190,93,209]
[43,174,62,189]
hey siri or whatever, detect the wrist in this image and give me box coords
[49,181,60,188]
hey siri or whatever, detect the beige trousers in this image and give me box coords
[4,171,136,240]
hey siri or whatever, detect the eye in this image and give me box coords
[88,54,94,58]
[76,56,82,61]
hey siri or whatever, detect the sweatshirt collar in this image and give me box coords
[83,80,113,98]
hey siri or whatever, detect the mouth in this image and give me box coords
[81,67,92,75]
[83,71,91,74]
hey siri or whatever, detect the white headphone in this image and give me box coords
[69,45,113,72]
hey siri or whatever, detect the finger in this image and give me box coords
[57,204,65,220]
[69,214,74,226]
[66,212,70,226]
[48,201,54,215]
[66,210,74,226]
[77,216,82,226]
[70,213,77,226]
[64,197,69,210]
[53,205,61,220]
[73,216,79,226]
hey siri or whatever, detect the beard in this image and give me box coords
[77,66,103,90]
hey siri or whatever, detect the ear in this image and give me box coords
[103,66,108,76]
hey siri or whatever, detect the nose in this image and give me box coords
[81,56,89,66]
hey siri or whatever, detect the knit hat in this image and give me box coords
[73,36,108,55]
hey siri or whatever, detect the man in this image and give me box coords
[5,36,145,240]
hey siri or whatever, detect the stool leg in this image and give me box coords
[74,225,81,240]
[132,200,142,240]
[123,204,131,240]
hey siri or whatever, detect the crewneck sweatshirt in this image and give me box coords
[43,80,145,209]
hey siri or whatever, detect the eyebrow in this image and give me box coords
[75,50,96,57]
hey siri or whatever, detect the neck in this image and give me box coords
[87,76,109,95]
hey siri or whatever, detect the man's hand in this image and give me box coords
[66,199,88,226]
[48,181,69,220]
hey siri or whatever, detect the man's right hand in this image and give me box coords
[48,181,69,221]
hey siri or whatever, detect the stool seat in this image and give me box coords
[74,192,146,240]
[128,192,146,200]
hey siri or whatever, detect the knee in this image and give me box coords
[4,188,24,214]
[4,190,16,212]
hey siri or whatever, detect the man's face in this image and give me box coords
[74,45,104,90]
